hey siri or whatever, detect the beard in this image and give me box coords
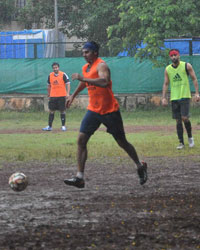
[172,58,179,64]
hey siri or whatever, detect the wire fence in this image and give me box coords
[0,42,81,59]
[0,41,111,59]
[1,39,200,59]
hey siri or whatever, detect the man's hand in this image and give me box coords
[66,95,74,108]
[195,94,200,102]
[71,73,83,81]
[162,97,168,106]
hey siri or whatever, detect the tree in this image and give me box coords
[64,0,121,54]
[17,0,54,29]
[17,0,121,55]
[0,0,16,25]
[107,0,200,66]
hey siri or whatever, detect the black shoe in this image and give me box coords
[137,162,148,185]
[64,177,85,188]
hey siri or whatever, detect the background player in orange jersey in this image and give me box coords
[64,41,147,188]
[42,62,70,131]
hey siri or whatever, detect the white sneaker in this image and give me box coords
[176,143,185,150]
[42,126,52,131]
[61,126,67,131]
[188,137,194,148]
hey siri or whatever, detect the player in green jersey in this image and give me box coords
[162,49,200,149]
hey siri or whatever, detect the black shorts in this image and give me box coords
[48,97,66,111]
[80,110,125,139]
[171,98,190,119]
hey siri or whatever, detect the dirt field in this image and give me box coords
[0,153,200,250]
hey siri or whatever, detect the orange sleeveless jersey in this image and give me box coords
[82,58,119,115]
[49,71,67,97]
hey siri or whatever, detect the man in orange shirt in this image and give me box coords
[64,41,147,188]
[42,62,70,131]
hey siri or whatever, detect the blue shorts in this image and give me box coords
[80,110,125,139]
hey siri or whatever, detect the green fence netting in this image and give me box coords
[0,56,200,94]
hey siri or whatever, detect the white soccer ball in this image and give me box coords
[9,172,28,192]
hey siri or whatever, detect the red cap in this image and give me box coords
[169,50,179,56]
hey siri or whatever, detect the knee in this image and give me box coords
[176,119,182,124]
[115,137,128,148]
[77,133,88,148]
[182,117,189,123]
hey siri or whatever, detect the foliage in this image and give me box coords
[0,0,15,24]
[17,0,54,29]
[108,0,200,66]
[17,0,121,54]
[66,0,121,54]
[14,0,200,63]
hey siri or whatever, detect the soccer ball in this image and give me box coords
[9,172,28,192]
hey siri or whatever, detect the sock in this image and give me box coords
[48,113,54,127]
[137,162,143,168]
[184,120,192,138]
[176,121,184,144]
[76,172,84,179]
[60,113,66,126]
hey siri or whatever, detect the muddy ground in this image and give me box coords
[0,153,200,250]
[0,124,200,250]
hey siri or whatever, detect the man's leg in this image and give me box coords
[48,111,55,128]
[42,110,54,131]
[64,110,100,188]
[64,133,90,188]
[114,135,140,166]
[172,101,184,149]
[60,111,67,131]
[43,97,56,131]
[60,111,66,126]
[176,119,184,145]
[77,132,90,174]
[59,97,67,131]
[102,110,147,185]
[114,135,147,185]
[182,117,192,137]
[182,117,194,147]
[180,99,194,147]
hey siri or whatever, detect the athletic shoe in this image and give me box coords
[42,126,52,131]
[64,177,85,188]
[61,126,67,131]
[176,143,185,150]
[188,137,194,148]
[137,162,148,185]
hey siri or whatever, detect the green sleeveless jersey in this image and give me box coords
[166,61,191,100]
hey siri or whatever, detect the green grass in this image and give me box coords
[121,106,200,126]
[0,107,200,163]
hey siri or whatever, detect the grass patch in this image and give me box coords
[0,107,200,163]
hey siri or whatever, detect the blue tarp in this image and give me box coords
[0,30,45,59]
[118,38,200,56]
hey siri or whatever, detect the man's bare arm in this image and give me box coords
[71,63,110,88]
[187,63,200,101]
[162,69,170,106]
[66,82,86,108]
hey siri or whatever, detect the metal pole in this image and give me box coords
[34,43,37,59]
[189,40,193,56]
[54,0,59,57]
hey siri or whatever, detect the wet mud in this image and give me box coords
[0,156,200,249]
